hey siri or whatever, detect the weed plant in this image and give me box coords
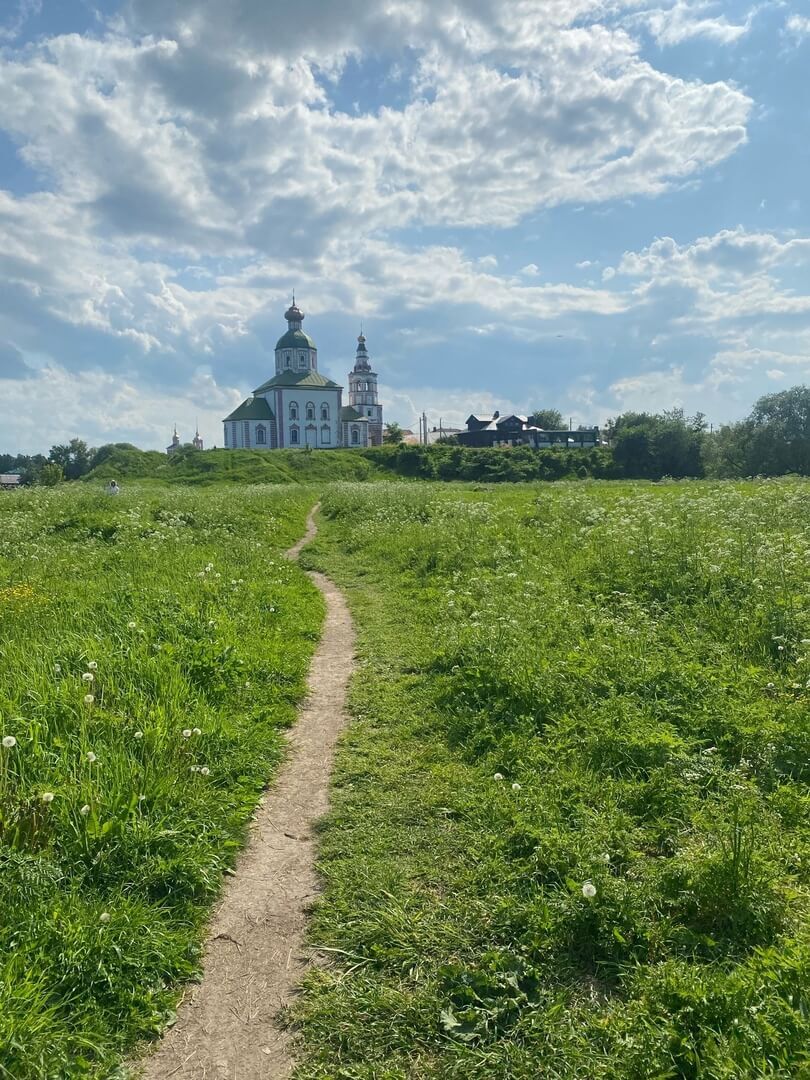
[297,479,810,1078]
[0,483,322,1078]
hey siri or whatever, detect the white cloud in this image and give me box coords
[785,13,810,41]
[520,263,540,276]
[632,1,758,47]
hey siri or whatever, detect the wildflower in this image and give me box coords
[41,792,55,804]
[511,782,522,791]
[2,735,17,749]
[87,661,98,670]
[190,765,199,773]
[200,766,210,776]
[82,672,94,683]
[493,772,504,782]
[582,882,597,899]
[99,912,110,924]
[134,731,143,739]
[138,794,146,802]
[182,729,192,738]
[766,682,775,689]
[192,727,202,736]
[86,751,97,763]
[127,621,137,629]
[80,804,91,816]
[84,694,95,705]
[54,663,61,674]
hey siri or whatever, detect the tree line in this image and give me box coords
[4,387,810,485]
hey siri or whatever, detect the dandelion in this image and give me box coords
[54,663,61,674]
[134,731,143,739]
[200,766,210,776]
[87,661,98,670]
[190,765,199,773]
[766,682,775,689]
[82,672,94,683]
[41,792,55,804]
[86,751,97,763]
[511,782,521,791]
[192,727,202,736]
[80,804,91,816]
[99,912,110,924]
[582,881,597,899]
[493,772,504,782]
[2,735,16,749]
[127,621,137,629]
[84,694,95,705]
[182,729,192,738]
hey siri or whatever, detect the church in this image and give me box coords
[222,300,383,450]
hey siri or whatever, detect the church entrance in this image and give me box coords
[305,426,317,447]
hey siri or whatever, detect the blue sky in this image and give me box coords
[1,0,809,451]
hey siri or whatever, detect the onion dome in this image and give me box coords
[353,332,371,372]
[284,302,304,324]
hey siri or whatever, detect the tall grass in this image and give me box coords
[0,483,322,1078]
[297,479,810,1078]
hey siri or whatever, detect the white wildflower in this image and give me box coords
[82,672,94,683]
[182,729,192,738]
[84,694,95,704]
[192,727,202,736]
[127,621,137,629]
[134,731,143,739]
[582,882,597,899]
[80,804,91,816]
[86,751,97,763]
[2,735,17,749]
[41,791,55,804]
[493,772,504,782]
[87,661,98,670]
[511,782,521,791]
[200,766,210,776]
[99,912,111,924]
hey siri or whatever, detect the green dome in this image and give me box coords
[275,328,316,351]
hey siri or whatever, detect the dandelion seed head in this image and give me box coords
[2,735,17,749]
[99,912,110,924]
[200,766,210,776]
[54,663,61,674]
[512,782,521,791]
[134,730,143,739]
[127,621,137,629]
[493,772,504,782]
[86,751,97,763]
[182,729,192,738]
[82,672,94,683]
[80,804,90,816]
[84,694,95,704]
[192,727,202,736]
[87,661,98,670]
[41,791,55,804]
[582,882,597,899]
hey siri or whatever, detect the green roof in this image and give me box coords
[275,329,316,352]
[253,370,342,393]
[223,396,275,422]
[340,405,369,421]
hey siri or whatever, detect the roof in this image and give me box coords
[340,406,369,422]
[275,328,316,352]
[223,396,276,422]
[253,370,342,393]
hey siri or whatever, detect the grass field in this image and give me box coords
[297,480,810,1078]
[0,484,322,1078]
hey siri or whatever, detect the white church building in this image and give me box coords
[223,300,383,450]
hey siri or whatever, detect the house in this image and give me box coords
[456,411,601,449]
[0,473,21,489]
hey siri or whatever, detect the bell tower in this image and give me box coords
[348,333,383,446]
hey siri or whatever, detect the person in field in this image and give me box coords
[107,480,120,495]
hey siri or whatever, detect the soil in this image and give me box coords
[137,505,353,1079]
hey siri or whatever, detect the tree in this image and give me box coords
[39,463,63,486]
[383,422,405,445]
[49,438,92,480]
[528,408,564,430]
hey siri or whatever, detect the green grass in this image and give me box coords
[0,483,323,1078]
[295,479,810,1078]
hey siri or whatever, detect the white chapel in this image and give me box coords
[222,300,383,450]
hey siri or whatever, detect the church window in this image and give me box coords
[243,421,250,447]
[289,401,298,420]
[351,426,359,445]
[298,353,307,369]
[285,354,292,369]
[290,426,299,445]
[224,425,229,447]
[256,424,266,445]
[306,402,315,421]
[321,403,329,421]
[321,425,331,445]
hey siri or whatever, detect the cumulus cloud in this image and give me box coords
[785,14,810,42]
[631,1,758,47]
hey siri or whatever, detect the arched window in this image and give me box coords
[290,426,299,445]
[298,353,307,369]
[289,401,298,420]
[320,403,329,421]
[285,354,292,369]
[321,425,331,445]
[351,426,359,445]
[256,424,266,445]
[306,401,315,421]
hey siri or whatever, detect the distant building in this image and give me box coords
[192,427,204,451]
[457,411,601,449]
[0,473,21,489]
[166,427,181,456]
[222,300,384,450]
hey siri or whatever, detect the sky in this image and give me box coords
[1,0,809,452]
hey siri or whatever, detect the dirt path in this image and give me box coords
[138,504,352,1080]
